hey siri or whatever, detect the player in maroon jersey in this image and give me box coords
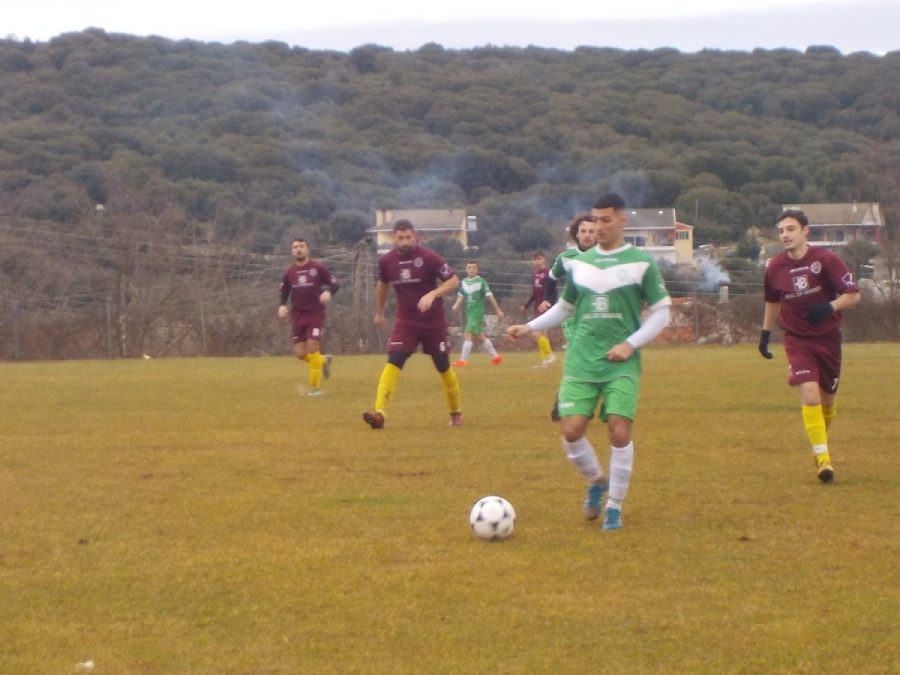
[362,220,462,429]
[278,238,339,396]
[760,209,860,483]
[520,250,555,367]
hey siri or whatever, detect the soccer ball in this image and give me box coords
[469,496,516,541]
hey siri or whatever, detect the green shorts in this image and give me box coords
[464,316,485,335]
[557,375,639,421]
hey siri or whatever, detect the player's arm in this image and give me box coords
[451,293,463,312]
[544,272,559,305]
[526,300,573,331]
[608,302,671,362]
[319,275,339,305]
[418,275,459,313]
[487,292,504,317]
[278,281,290,319]
[758,301,780,359]
[373,279,390,327]
[521,288,535,311]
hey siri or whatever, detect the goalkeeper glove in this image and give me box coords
[758,330,773,359]
[806,303,834,325]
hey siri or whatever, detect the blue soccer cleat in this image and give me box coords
[582,479,607,521]
[602,507,623,530]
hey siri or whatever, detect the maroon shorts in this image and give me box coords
[783,331,842,393]
[387,318,450,357]
[292,314,325,344]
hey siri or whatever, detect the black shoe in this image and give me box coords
[362,411,384,429]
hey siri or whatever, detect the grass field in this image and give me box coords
[1,345,898,673]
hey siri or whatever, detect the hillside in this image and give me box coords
[1,31,898,358]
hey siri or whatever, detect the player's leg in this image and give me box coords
[474,330,501,363]
[291,326,312,389]
[433,352,462,426]
[599,378,639,530]
[559,378,606,519]
[454,331,474,367]
[305,336,324,394]
[799,381,833,482]
[787,334,834,483]
[364,323,415,429]
[536,330,554,366]
[427,332,461,425]
[822,391,837,430]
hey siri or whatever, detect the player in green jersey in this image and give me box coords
[542,213,599,420]
[507,194,671,531]
[451,261,505,366]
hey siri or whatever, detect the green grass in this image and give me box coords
[1,346,898,673]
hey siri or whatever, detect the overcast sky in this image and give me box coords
[4,0,897,54]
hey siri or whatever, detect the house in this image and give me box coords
[781,202,885,248]
[369,208,473,251]
[622,208,694,265]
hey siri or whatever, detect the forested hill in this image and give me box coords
[1,30,898,254]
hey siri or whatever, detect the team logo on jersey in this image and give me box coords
[792,275,809,292]
[841,272,854,287]
[400,269,412,281]
[810,261,822,274]
[439,263,451,278]
[592,295,609,312]
[309,268,318,277]
[414,257,424,267]
[617,268,631,282]
[299,274,307,284]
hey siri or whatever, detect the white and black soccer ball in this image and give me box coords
[469,496,516,541]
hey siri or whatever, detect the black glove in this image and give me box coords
[758,330,773,359]
[806,303,834,325]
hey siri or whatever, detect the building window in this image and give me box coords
[676,231,690,241]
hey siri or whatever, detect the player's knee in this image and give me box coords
[387,351,409,369]
[606,419,632,447]
[432,352,451,373]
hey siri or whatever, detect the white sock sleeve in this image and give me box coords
[460,340,473,359]
[481,338,497,357]
[562,436,603,481]
[608,442,634,503]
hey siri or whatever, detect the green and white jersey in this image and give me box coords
[458,275,493,321]
[561,244,671,382]
[550,246,580,284]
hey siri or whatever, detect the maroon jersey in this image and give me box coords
[281,260,337,316]
[379,245,455,322]
[527,267,550,316]
[764,247,858,337]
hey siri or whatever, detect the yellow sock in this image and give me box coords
[537,335,552,360]
[374,363,401,413]
[440,368,461,414]
[308,351,323,388]
[801,404,829,455]
[823,402,837,430]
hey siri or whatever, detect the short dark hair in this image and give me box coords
[567,213,596,241]
[593,193,626,211]
[776,209,809,228]
[466,260,478,266]
[532,250,545,259]
[393,219,415,233]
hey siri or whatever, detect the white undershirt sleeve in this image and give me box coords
[526,300,574,332]
[625,304,671,350]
